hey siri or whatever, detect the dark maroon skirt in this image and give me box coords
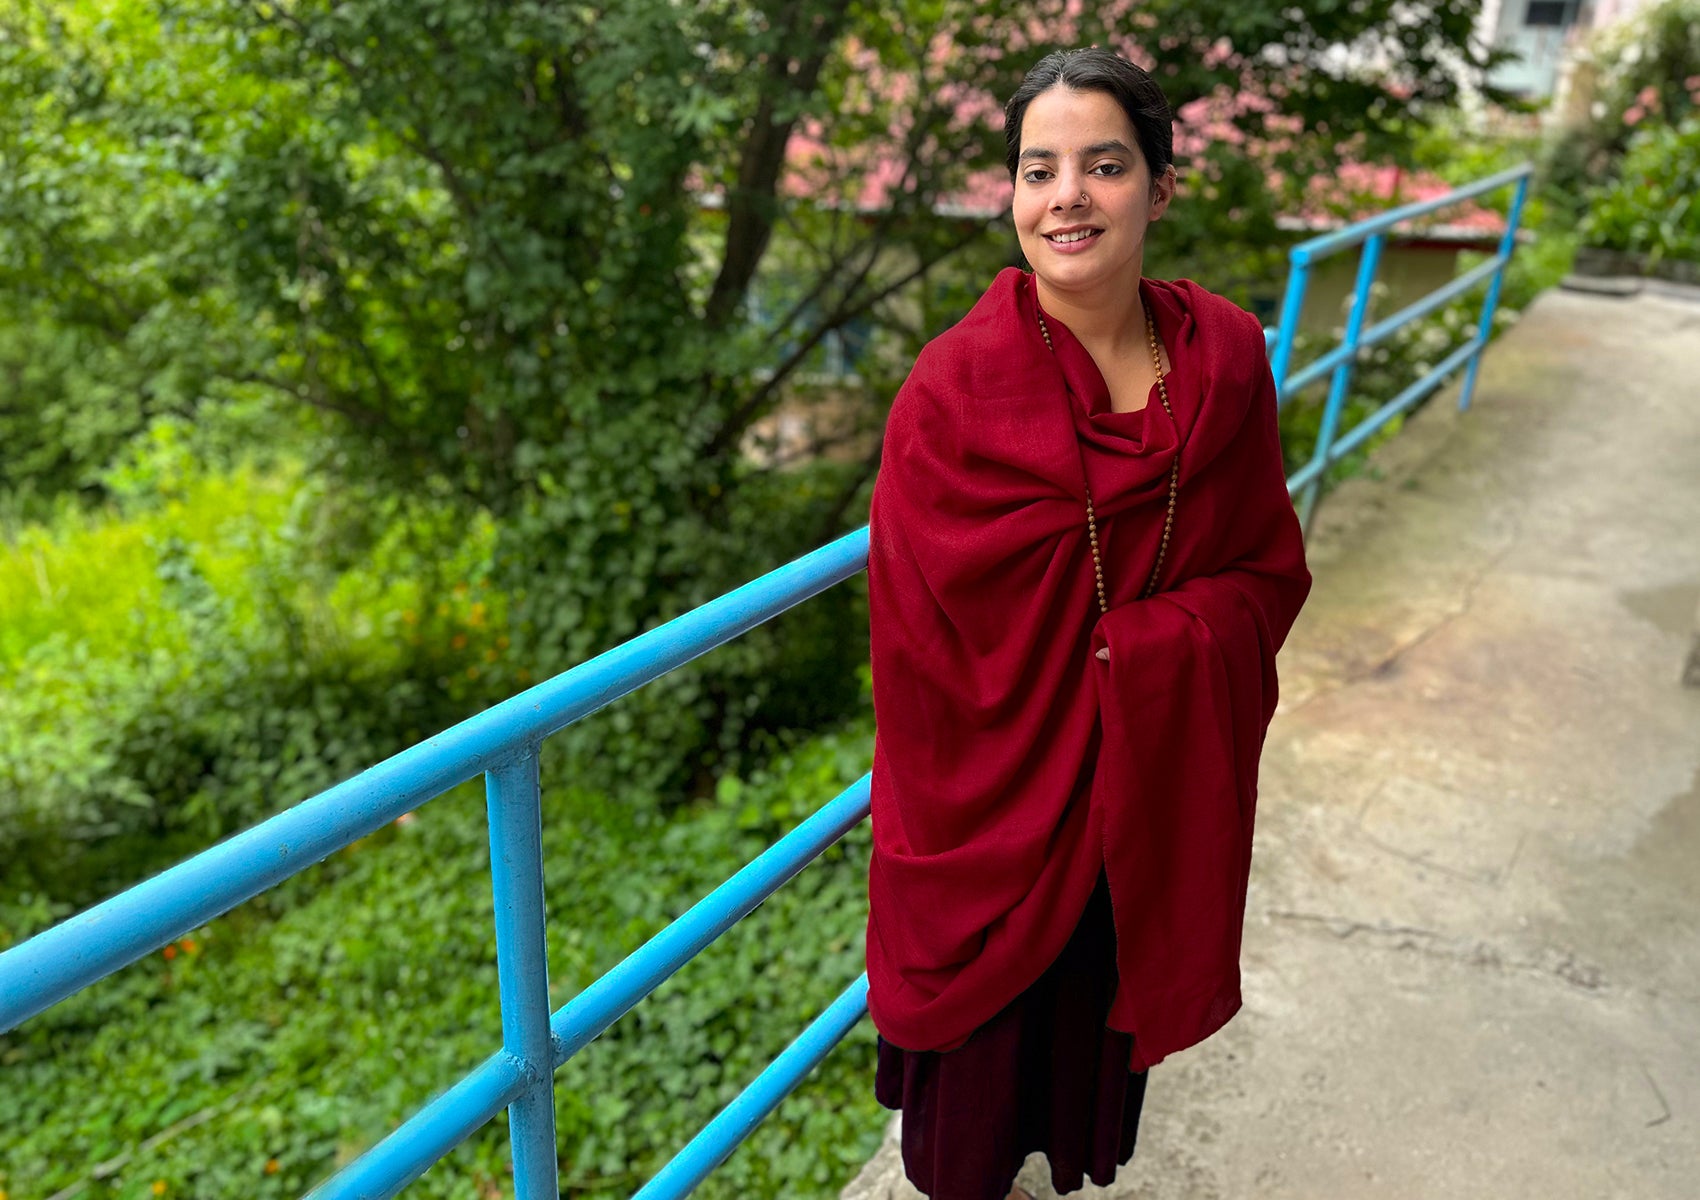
[874,875,1148,1200]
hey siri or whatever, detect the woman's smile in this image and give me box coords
[1043,225,1105,251]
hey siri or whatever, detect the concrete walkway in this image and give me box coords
[844,284,1700,1199]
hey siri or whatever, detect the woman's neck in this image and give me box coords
[1034,270,1149,358]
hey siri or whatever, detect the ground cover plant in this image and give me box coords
[0,720,880,1200]
[0,458,502,935]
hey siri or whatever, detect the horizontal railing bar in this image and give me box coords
[1285,335,1486,496]
[1326,336,1486,463]
[550,774,872,1066]
[1358,253,1507,350]
[306,1051,531,1200]
[1290,164,1531,265]
[314,774,873,1199]
[631,975,871,1200]
[0,529,872,1034]
[1277,252,1507,400]
[1283,340,1356,397]
[1285,439,1331,494]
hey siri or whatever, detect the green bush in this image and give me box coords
[1544,0,1700,216]
[1579,114,1700,263]
[0,462,500,929]
[0,718,882,1200]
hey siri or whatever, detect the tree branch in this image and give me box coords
[226,368,388,429]
[708,218,988,458]
[703,0,855,328]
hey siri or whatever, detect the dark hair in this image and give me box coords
[1003,49,1173,181]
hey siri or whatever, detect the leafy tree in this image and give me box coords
[0,0,1511,793]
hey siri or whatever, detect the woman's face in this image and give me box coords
[1012,86,1173,300]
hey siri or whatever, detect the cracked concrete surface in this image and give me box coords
[842,285,1700,1199]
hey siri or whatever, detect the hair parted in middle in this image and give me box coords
[1003,48,1174,181]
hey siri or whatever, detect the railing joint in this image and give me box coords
[502,1047,551,1090]
[487,740,543,774]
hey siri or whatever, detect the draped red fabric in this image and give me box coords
[866,267,1311,1071]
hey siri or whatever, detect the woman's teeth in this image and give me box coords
[1048,229,1099,243]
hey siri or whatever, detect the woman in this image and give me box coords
[865,48,1312,1200]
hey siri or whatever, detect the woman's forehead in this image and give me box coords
[1018,87,1138,154]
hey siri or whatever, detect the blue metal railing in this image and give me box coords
[0,164,1531,1200]
[1265,163,1534,527]
[0,529,871,1200]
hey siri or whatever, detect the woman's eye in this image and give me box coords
[1091,162,1125,176]
[1022,168,1053,184]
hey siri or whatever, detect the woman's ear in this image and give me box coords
[1149,164,1176,222]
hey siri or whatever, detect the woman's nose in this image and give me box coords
[1050,169,1087,211]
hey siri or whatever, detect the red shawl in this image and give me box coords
[866,267,1311,1071]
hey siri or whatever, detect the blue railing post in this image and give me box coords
[1268,254,1312,405]
[1459,173,1532,412]
[486,749,561,1200]
[1299,233,1385,530]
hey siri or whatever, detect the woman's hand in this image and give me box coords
[1096,647,1110,661]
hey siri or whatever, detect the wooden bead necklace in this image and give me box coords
[1036,299,1179,612]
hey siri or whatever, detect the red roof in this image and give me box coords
[766,64,1505,241]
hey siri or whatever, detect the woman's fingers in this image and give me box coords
[1096,647,1110,661]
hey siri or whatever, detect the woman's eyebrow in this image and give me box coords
[1017,139,1135,164]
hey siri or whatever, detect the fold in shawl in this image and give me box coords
[866,267,1311,1071]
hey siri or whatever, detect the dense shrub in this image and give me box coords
[1579,112,1700,264]
[1544,0,1700,220]
[0,719,881,1200]
[0,463,499,930]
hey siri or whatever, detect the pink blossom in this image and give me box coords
[1685,75,1700,90]
[1637,84,1659,107]
[1624,104,1645,125]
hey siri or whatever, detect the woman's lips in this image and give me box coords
[1044,228,1103,254]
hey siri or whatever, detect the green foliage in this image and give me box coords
[0,719,881,1200]
[0,0,1519,792]
[1579,113,1700,263]
[1544,0,1700,221]
[0,463,500,926]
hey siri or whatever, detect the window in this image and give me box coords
[1524,1,1575,27]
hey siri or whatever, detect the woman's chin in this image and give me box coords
[1033,259,1141,298]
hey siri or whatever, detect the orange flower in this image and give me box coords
[264,1159,280,1175]
[162,945,177,961]
[181,938,198,955]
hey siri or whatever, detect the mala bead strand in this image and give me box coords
[1036,298,1177,614]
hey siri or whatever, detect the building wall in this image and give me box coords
[1293,243,1470,338]
[1485,0,1665,101]
[1488,0,1588,97]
